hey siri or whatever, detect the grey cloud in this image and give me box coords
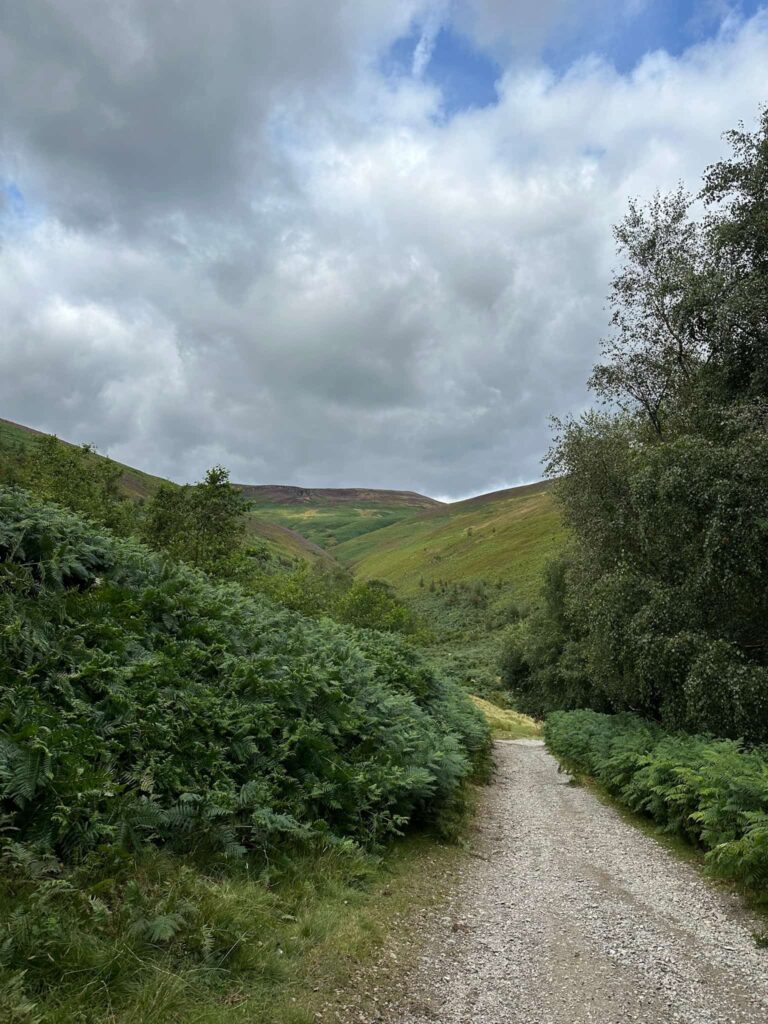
[453,0,615,60]
[1,3,767,495]
[0,0,419,229]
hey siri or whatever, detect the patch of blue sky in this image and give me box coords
[384,2,765,114]
[383,24,500,116]
[543,0,766,76]
[1,181,46,235]
[2,182,25,215]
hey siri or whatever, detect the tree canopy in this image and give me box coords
[503,107,768,742]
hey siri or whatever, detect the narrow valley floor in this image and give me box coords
[342,740,768,1024]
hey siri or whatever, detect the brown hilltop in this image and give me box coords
[236,484,444,508]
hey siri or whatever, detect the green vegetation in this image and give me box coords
[331,483,564,699]
[503,108,768,743]
[0,421,327,567]
[470,697,540,740]
[336,482,562,599]
[0,427,428,644]
[0,417,167,502]
[244,515,333,565]
[228,481,565,703]
[0,487,489,1021]
[243,485,441,552]
[15,108,768,1019]
[1,422,566,705]
[1,488,487,854]
[404,580,521,700]
[141,465,249,576]
[249,500,431,549]
[545,711,768,893]
[0,824,463,1024]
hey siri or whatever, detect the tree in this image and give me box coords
[588,188,707,435]
[142,466,246,575]
[518,106,768,741]
[700,107,768,398]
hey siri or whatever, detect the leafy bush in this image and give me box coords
[545,710,768,889]
[333,578,417,634]
[0,487,489,863]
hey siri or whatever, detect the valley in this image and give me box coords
[242,482,442,549]
[247,476,566,699]
[4,7,768,1021]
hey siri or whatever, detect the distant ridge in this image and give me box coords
[237,484,443,508]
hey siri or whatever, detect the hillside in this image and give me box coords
[2,419,563,592]
[335,479,564,603]
[0,416,167,500]
[244,484,443,549]
[321,480,567,701]
[1,415,566,695]
[0,417,329,565]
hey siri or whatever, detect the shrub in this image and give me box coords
[545,710,768,889]
[0,487,489,862]
[333,578,416,634]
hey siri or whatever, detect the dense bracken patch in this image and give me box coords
[0,486,489,1021]
[0,487,488,860]
[545,710,768,890]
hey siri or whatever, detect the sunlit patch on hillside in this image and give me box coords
[470,696,541,740]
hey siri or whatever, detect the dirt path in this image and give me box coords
[348,739,768,1024]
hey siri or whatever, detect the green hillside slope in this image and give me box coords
[244,484,443,549]
[0,417,328,565]
[335,481,564,603]
[0,416,166,500]
[332,481,566,699]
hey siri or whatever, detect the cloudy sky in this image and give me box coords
[1,1,766,498]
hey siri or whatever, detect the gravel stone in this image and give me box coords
[349,739,768,1024]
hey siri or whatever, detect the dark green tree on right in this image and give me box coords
[504,107,768,742]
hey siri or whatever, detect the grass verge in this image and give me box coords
[1,835,470,1024]
[471,696,541,740]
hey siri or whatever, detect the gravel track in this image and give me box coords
[349,739,768,1024]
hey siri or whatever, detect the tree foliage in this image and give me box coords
[141,465,246,575]
[504,107,768,741]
